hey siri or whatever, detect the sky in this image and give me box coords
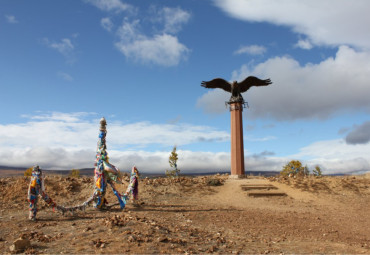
[1,0,370,175]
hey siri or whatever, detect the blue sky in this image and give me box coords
[1,0,370,174]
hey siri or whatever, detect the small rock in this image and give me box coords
[157,236,168,242]
[83,227,92,232]
[128,235,136,242]
[9,237,31,252]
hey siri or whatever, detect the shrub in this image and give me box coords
[166,146,180,178]
[313,165,322,177]
[281,160,310,177]
[70,169,80,178]
[207,179,222,186]
[24,167,33,177]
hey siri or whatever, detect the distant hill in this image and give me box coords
[0,165,27,171]
[0,166,95,177]
[0,165,280,178]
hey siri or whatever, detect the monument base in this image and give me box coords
[229,174,247,179]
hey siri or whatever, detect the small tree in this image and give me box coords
[24,167,33,177]
[303,165,310,176]
[312,165,322,177]
[166,146,180,178]
[280,160,309,177]
[70,169,80,178]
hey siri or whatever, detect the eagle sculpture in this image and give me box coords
[201,76,272,103]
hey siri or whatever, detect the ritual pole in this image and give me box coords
[229,102,245,178]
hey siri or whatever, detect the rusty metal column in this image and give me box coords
[230,102,245,178]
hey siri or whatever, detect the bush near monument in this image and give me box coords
[281,160,324,178]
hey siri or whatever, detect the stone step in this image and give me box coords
[247,191,287,197]
[241,184,277,191]
[241,185,278,191]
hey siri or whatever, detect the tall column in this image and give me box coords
[230,102,245,177]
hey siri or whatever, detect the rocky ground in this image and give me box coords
[0,173,370,254]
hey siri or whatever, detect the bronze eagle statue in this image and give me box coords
[201,76,272,103]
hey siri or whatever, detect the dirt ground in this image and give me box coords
[0,173,370,254]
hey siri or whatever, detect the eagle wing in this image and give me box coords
[238,76,272,93]
[201,78,231,92]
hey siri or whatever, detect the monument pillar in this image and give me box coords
[229,102,245,178]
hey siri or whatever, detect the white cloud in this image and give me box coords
[214,0,370,49]
[23,112,92,122]
[0,146,282,173]
[295,39,313,50]
[101,17,114,31]
[88,2,191,67]
[0,112,230,170]
[198,46,370,120]
[2,112,369,174]
[291,139,370,174]
[155,7,191,34]
[115,20,190,66]
[5,15,18,24]
[234,45,266,55]
[84,0,132,13]
[43,38,76,63]
[57,71,74,82]
[197,89,230,114]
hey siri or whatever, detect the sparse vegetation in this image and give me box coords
[70,169,80,178]
[165,146,180,178]
[1,173,370,254]
[280,160,310,177]
[313,165,322,177]
[206,178,223,186]
[24,167,33,177]
[281,161,323,178]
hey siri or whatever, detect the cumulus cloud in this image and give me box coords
[345,121,370,145]
[43,38,76,63]
[213,0,370,49]
[87,2,191,67]
[234,45,266,55]
[115,19,190,66]
[5,15,18,24]
[101,17,114,31]
[198,46,370,120]
[295,39,313,50]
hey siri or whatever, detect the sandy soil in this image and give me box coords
[0,174,369,254]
